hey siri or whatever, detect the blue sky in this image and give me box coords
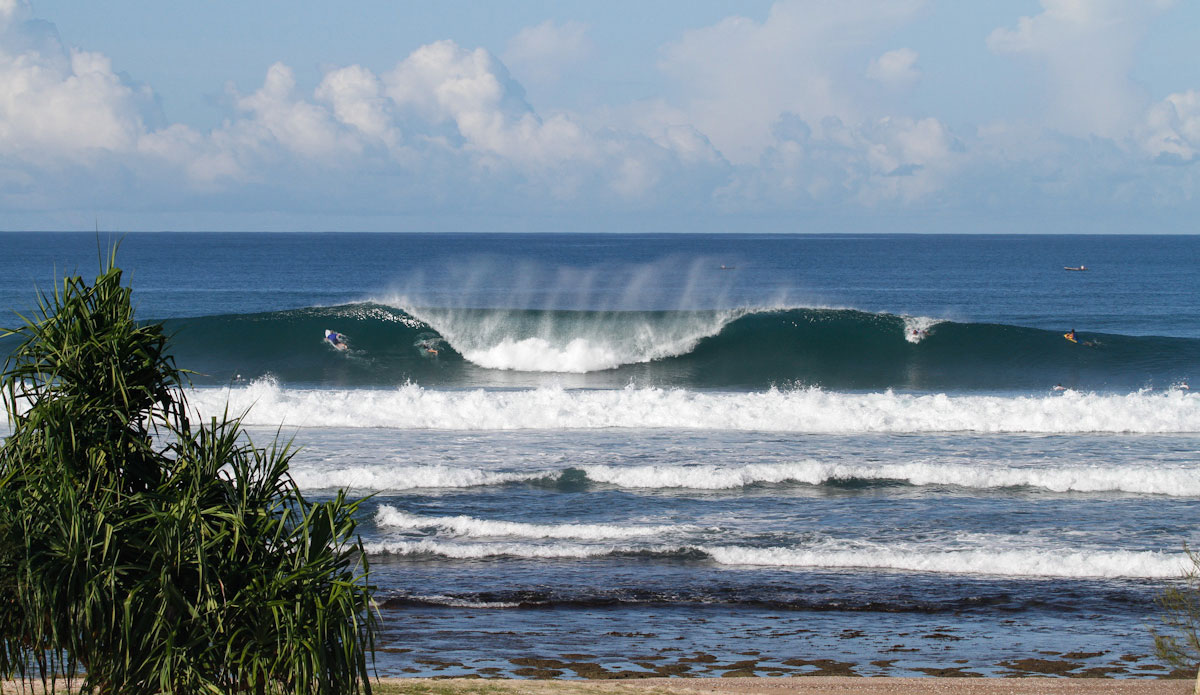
[3,0,1200,232]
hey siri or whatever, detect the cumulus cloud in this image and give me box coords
[0,10,154,159]
[867,48,919,88]
[502,20,593,86]
[658,0,924,164]
[987,0,1172,138]
[1137,90,1200,163]
[315,64,396,144]
[0,0,30,25]
[718,113,963,209]
[2,0,1200,228]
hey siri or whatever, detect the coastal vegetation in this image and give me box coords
[0,253,376,694]
[1153,547,1200,694]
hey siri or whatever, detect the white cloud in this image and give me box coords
[0,21,152,158]
[658,0,924,164]
[383,40,598,173]
[719,113,962,209]
[1137,90,1200,163]
[987,0,1172,138]
[233,62,359,160]
[315,64,396,145]
[0,0,30,26]
[867,48,919,88]
[503,20,592,86]
[3,0,1200,228]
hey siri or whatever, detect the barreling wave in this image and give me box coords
[156,302,1200,391]
[289,459,1200,496]
[362,539,1189,579]
[192,380,1200,434]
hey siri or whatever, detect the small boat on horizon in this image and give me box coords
[1063,265,1087,271]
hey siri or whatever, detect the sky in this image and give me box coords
[2,0,1200,233]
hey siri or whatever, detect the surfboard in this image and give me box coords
[325,329,349,351]
[1064,333,1078,343]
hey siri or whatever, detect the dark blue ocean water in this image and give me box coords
[2,232,1199,678]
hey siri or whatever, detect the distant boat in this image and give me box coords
[1063,265,1087,271]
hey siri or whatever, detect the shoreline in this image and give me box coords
[5,676,1192,695]
[374,676,1194,694]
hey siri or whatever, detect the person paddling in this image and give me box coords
[324,329,348,350]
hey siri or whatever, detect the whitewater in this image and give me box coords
[5,231,1200,678]
[191,380,1200,433]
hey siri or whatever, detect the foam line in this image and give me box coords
[362,540,1189,578]
[289,465,545,490]
[578,461,1200,495]
[190,381,1200,433]
[375,507,689,539]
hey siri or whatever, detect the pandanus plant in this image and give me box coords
[0,250,376,694]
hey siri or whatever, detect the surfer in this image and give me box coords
[1053,383,1066,391]
[324,329,348,351]
[1065,328,1077,343]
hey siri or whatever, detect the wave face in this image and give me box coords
[162,303,1200,391]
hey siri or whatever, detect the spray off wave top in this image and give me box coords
[160,302,1200,391]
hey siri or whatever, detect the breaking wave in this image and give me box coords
[363,539,1189,579]
[191,380,1200,434]
[375,507,691,540]
[289,459,1200,496]
[158,303,1200,390]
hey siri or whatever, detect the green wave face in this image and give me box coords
[155,303,1200,391]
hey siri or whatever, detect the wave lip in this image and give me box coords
[192,381,1200,434]
[375,507,690,540]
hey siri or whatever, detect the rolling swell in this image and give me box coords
[158,303,1200,390]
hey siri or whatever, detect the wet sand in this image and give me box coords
[375,676,1193,694]
[5,675,1191,694]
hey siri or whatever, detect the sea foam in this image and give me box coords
[398,305,744,373]
[375,507,689,540]
[190,380,1200,434]
[362,539,1189,578]
[287,459,1200,496]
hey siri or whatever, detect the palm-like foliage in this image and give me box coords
[1154,546,1200,694]
[0,252,375,694]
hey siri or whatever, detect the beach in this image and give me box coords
[5,676,1191,695]
[375,677,1193,694]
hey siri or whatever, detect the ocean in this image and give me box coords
[2,231,1199,679]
